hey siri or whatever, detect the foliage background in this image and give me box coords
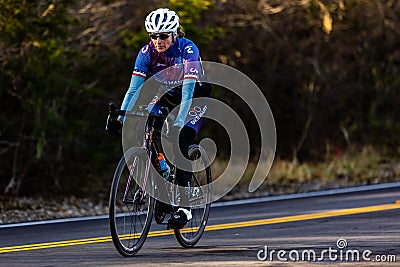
[1,0,399,197]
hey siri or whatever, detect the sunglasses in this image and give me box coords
[149,33,172,40]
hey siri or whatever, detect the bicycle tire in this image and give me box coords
[109,147,155,257]
[174,144,212,247]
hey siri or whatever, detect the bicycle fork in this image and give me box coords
[122,154,151,205]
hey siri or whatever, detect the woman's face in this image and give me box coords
[150,32,173,53]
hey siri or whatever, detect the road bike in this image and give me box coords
[106,102,212,257]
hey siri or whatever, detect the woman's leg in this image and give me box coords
[174,126,196,207]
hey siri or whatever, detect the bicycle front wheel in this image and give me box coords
[174,144,212,247]
[109,147,155,257]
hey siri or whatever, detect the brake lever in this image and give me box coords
[165,114,176,136]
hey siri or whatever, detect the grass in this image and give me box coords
[214,146,400,200]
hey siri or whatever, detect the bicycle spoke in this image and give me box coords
[109,147,154,256]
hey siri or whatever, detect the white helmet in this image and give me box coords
[145,8,180,34]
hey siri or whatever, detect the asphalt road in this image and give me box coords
[1,186,399,266]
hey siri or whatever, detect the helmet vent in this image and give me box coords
[145,8,180,33]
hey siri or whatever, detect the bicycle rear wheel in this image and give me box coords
[174,145,212,247]
[109,147,155,256]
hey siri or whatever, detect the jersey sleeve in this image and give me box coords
[174,42,200,128]
[174,78,195,128]
[133,44,151,75]
[118,45,150,122]
[182,42,201,81]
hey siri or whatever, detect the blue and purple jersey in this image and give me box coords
[132,37,203,86]
[119,37,206,128]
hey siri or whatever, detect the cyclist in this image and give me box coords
[115,8,211,229]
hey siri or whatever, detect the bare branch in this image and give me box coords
[257,0,289,14]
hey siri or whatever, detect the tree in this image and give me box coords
[0,0,97,195]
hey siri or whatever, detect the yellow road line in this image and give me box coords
[1,201,399,254]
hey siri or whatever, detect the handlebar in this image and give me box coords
[108,101,175,123]
[106,101,176,140]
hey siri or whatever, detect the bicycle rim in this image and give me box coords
[109,147,154,256]
[174,145,212,247]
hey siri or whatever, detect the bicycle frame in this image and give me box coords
[116,108,178,206]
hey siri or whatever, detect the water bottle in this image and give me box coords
[158,153,170,180]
